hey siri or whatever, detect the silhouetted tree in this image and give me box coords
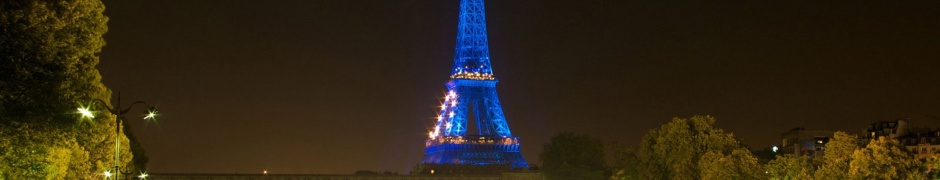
[607,142,639,180]
[540,132,608,180]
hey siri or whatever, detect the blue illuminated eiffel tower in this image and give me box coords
[420,0,529,171]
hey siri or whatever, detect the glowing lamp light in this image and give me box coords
[144,110,157,120]
[138,173,148,179]
[78,107,94,118]
[103,170,112,178]
[772,146,779,153]
[144,107,158,120]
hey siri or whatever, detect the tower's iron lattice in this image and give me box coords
[421,0,529,170]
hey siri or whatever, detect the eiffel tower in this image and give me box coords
[420,0,529,172]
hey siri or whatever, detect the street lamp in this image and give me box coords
[78,93,157,180]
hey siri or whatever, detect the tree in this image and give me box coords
[0,0,131,178]
[925,155,940,179]
[636,115,760,179]
[0,122,87,179]
[698,149,764,180]
[124,120,149,171]
[540,132,608,180]
[848,137,923,180]
[607,142,639,180]
[765,154,815,180]
[813,131,858,179]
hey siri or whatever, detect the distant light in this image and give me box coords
[104,170,112,177]
[263,170,268,175]
[138,173,148,179]
[78,107,94,118]
[772,146,779,153]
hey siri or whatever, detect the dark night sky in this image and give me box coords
[98,0,940,174]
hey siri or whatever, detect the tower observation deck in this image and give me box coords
[419,0,529,172]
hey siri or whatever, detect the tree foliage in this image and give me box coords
[765,154,815,180]
[603,118,934,180]
[0,0,132,178]
[813,131,858,179]
[636,115,762,179]
[925,155,940,179]
[540,132,608,180]
[761,131,928,180]
[607,143,639,180]
[698,149,764,180]
[1,0,109,120]
[848,137,923,180]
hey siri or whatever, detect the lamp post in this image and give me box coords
[78,93,157,180]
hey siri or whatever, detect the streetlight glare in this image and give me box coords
[144,112,157,119]
[77,107,94,118]
[144,107,157,120]
[76,95,160,179]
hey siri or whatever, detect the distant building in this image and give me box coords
[863,119,940,159]
[862,119,912,139]
[779,128,834,157]
[899,128,940,159]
